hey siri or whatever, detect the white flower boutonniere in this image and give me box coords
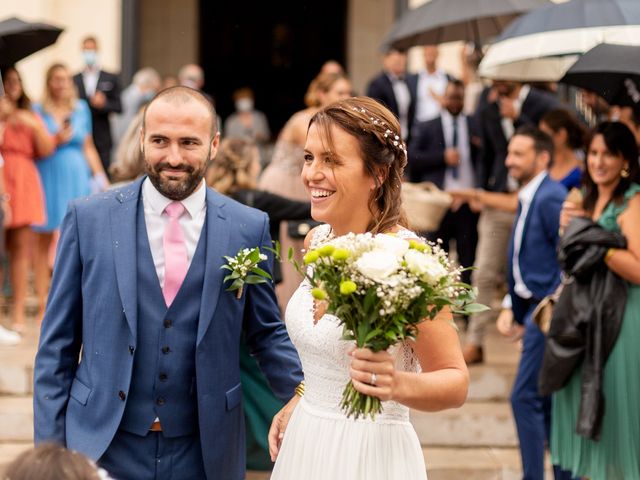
[221,247,271,299]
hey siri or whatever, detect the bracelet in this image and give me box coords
[605,248,617,261]
[294,381,305,397]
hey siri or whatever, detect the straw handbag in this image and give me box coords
[401,182,452,232]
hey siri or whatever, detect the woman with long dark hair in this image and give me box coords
[553,121,640,479]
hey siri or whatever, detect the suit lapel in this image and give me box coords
[197,189,230,345]
[110,179,144,340]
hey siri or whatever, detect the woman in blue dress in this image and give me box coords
[32,63,108,320]
[539,108,585,190]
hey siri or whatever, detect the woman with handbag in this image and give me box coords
[551,122,640,479]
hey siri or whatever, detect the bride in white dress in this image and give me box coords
[268,97,469,480]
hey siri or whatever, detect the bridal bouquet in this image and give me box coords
[300,232,485,420]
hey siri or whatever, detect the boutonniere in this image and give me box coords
[221,247,272,299]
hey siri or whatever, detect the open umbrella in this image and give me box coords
[383,0,550,51]
[560,43,640,108]
[0,16,64,66]
[478,0,640,81]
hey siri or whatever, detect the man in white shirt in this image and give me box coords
[73,36,122,174]
[414,45,450,123]
[366,48,418,142]
[34,86,303,480]
[494,126,573,480]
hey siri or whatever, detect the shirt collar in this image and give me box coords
[143,177,206,219]
[518,170,547,205]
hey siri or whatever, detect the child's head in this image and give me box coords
[4,443,106,480]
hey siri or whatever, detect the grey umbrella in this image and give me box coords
[560,43,640,109]
[0,16,64,66]
[480,0,640,77]
[384,0,550,51]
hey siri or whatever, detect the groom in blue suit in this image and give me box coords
[34,86,303,480]
[499,126,575,480]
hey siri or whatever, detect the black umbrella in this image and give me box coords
[560,43,640,108]
[384,0,550,51]
[0,17,63,66]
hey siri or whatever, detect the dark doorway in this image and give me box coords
[199,1,347,136]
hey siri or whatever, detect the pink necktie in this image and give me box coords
[163,201,188,306]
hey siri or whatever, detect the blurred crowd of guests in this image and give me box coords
[0,34,639,479]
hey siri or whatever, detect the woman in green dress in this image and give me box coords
[554,121,640,479]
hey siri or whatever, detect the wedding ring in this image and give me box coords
[370,372,377,386]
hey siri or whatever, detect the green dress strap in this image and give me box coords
[597,183,640,233]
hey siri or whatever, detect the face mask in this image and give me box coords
[235,98,254,112]
[82,50,97,67]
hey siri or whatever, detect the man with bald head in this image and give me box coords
[34,86,303,479]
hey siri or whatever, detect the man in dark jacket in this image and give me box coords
[74,36,122,174]
[408,79,481,285]
[366,47,418,142]
[463,81,558,365]
[496,126,575,480]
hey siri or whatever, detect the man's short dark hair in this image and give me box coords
[142,86,218,137]
[447,78,465,90]
[514,125,554,163]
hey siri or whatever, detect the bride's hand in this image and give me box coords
[349,348,397,402]
[268,394,301,462]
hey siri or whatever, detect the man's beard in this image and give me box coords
[144,149,210,201]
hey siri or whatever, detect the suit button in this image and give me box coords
[161,346,171,354]
[163,319,172,328]
[156,397,165,406]
[118,390,126,401]
[159,373,168,382]
[128,346,135,355]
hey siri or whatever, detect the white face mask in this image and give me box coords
[235,98,254,112]
[82,50,98,67]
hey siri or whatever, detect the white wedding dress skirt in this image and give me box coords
[271,225,427,480]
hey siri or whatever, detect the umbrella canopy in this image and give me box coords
[384,0,550,51]
[0,16,63,66]
[560,43,640,108]
[479,0,640,80]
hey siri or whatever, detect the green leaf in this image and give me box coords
[250,266,272,279]
[461,303,490,313]
[244,275,269,285]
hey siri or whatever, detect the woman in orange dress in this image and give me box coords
[0,67,54,331]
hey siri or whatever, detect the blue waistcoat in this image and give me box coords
[119,198,206,437]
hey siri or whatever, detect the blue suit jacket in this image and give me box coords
[33,178,303,479]
[507,175,565,324]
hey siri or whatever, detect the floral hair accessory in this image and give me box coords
[351,106,407,157]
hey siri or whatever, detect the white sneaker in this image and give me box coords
[0,325,20,345]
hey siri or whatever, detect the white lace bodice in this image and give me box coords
[284,224,421,423]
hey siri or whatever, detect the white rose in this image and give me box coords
[356,250,400,282]
[374,234,409,258]
[404,249,448,285]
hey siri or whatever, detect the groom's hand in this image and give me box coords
[268,394,301,462]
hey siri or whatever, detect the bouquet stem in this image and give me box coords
[340,380,382,420]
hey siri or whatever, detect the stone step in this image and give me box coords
[0,442,32,475]
[412,401,518,448]
[425,447,553,480]
[0,324,38,395]
[0,397,33,442]
[468,364,515,402]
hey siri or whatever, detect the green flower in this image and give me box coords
[339,280,357,295]
[303,250,320,264]
[332,248,350,261]
[311,287,327,300]
[317,244,336,257]
[408,239,430,253]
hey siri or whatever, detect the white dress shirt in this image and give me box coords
[142,177,207,289]
[415,68,448,122]
[512,170,547,299]
[387,73,411,140]
[441,110,474,191]
[82,68,100,98]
